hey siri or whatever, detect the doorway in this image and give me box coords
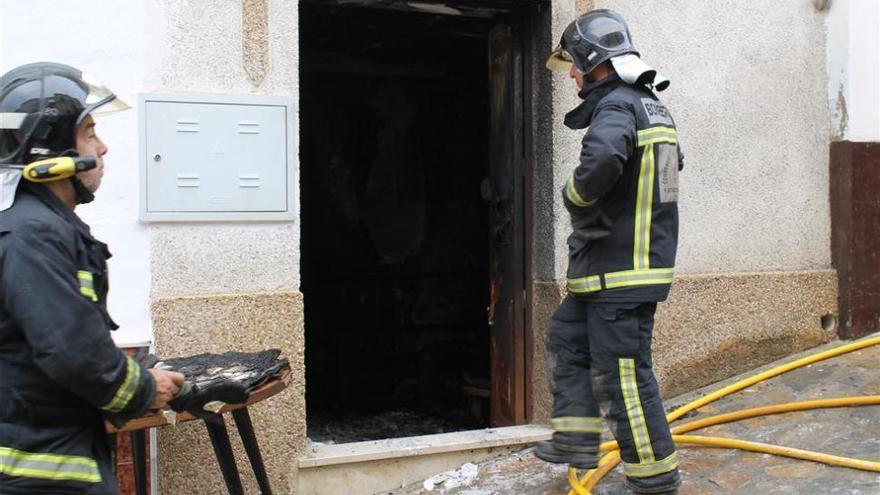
[300,0,538,443]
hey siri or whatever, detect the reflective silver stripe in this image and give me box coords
[551,416,604,433]
[567,268,673,293]
[101,357,140,413]
[566,175,597,207]
[0,446,101,483]
[623,451,679,478]
[619,358,655,464]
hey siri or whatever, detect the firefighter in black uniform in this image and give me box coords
[535,10,683,494]
[0,62,184,494]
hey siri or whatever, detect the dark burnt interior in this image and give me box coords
[300,1,503,443]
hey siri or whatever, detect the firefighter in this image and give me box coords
[536,10,683,494]
[0,62,184,494]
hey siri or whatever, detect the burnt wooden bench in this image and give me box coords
[108,367,291,495]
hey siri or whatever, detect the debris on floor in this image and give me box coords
[308,408,479,444]
[391,336,880,494]
[394,450,570,495]
[422,462,479,491]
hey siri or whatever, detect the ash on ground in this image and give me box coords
[307,408,479,444]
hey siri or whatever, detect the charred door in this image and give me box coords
[488,21,526,427]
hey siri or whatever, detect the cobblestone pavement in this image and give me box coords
[393,336,880,494]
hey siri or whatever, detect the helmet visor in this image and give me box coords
[576,15,631,51]
[78,72,130,124]
[546,45,574,72]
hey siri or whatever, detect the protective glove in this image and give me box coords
[168,380,248,425]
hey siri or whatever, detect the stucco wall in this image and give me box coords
[149,0,301,299]
[544,0,832,278]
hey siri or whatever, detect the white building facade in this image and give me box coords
[3,0,875,493]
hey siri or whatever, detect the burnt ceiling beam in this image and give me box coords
[301,0,542,18]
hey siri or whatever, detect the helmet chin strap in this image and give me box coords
[58,149,95,205]
[70,176,94,205]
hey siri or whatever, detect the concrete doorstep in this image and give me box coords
[296,425,552,495]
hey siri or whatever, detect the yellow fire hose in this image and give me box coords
[565,335,880,494]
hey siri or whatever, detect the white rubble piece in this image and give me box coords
[422,462,479,491]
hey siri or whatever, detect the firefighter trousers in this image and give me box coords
[546,295,679,481]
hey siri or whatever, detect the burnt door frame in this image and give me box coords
[488,6,537,427]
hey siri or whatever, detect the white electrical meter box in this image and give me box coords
[139,93,295,222]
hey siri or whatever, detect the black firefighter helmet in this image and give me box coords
[546,9,638,75]
[0,62,128,166]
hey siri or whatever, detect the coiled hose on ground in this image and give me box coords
[565,335,880,495]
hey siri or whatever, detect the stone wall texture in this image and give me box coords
[531,270,838,422]
[152,292,305,494]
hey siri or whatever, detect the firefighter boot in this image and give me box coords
[624,469,681,494]
[534,432,599,469]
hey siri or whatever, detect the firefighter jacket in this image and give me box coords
[0,182,155,494]
[562,74,682,302]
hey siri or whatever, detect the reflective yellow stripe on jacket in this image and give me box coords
[567,268,673,294]
[633,139,655,270]
[0,446,101,483]
[637,126,678,147]
[76,270,98,302]
[565,126,678,295]
[565,175,598,207]
[634,126,677,271]
[100,356,140,413]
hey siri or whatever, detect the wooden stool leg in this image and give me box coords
[204,419,245,495]
[131,430,148,495]
[232,408,273,495]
